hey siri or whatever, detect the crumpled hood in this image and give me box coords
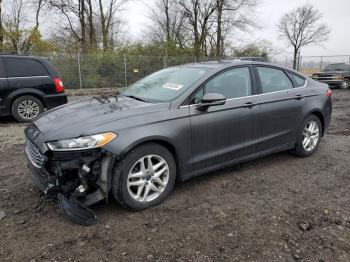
[34,96,170,141]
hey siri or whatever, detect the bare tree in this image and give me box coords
[49,0,88,52]
[48,0,128,51]
[86,0,96,48]
[179,0,218,57]
[5,0,25,52]
[278,4,330,69]
[98,0,129,51]
[0,0,3,48]
[215,0,257,56]
[15,0,48,53]
[2,0,45,53]
[79,0,87,51]
[33,0,47,29]
[146,0,187,54]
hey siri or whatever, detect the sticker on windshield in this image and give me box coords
[162,82,184,91]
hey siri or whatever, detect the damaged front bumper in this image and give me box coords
[58,193,96,226]
[25,137,116,226]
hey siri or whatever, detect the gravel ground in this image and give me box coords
[0,90,350,262]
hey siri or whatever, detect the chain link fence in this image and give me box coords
[37,52,225,89]
[22,52,350,88]
[270,57,295,69]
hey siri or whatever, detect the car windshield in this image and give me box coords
[121,67,210,102]
[324,64,350,71]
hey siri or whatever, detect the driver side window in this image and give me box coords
[190,67,252,104]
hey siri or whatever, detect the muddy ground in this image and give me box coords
[0,90,350,262]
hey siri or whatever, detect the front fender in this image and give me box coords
[107,135,178,158]
[101,115,192,180]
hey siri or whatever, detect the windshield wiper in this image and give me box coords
[124,95,150,103]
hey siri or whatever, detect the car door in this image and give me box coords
[253,66,303,153]
[0,58,9,113]
[189,66,259,172]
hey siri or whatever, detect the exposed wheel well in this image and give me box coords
[125,140,182,182]
[310,111,325,136]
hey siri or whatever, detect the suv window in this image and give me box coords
[287,72,306,87]
[257,67,293,93]
[3,58,48,77]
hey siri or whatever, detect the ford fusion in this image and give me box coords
[25,61,332,225]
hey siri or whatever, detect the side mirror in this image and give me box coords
[197,93,226,111]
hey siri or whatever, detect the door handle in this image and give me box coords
[294,94,303,100]
[243,101,255,108]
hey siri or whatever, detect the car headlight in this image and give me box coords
[47,132,117,151]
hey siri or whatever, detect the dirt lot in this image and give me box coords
[0,90,350,262]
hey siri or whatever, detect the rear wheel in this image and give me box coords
[11,95,44,122]
[112,143,176,210]
[292,115,322,157]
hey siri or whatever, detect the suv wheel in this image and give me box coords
[112,143,176,210]
[11,95,44,122]
[341,79,350,89]
[292,115,323,157]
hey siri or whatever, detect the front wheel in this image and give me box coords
[341,79,350,89]
[112,143,176,210]
[291,115,323,157]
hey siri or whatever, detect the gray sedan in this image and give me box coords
[25,61,332,225]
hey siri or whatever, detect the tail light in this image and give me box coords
[325,88,332,97]
[54,78,64,93]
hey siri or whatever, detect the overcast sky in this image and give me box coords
[125,0,350,58]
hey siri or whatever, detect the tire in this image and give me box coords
[11,95,44,122]
[112,143,176,211]
[291,115,323,157]
[341,79,350,90]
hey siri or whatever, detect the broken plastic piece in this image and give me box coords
[82,164,91,173]
[58,193,96,226]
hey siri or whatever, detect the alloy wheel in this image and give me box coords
[341,79,350,89]
[18,100,40,120]
[302,121,320,152]
[127,155,169,202]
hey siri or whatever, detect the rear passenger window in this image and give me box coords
[287,72,306,87]
[257,67,293,93]
[4,58,48,77]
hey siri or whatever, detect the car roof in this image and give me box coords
[0,54,45,60]
[178,60,307,79]
[182,60,290,70]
